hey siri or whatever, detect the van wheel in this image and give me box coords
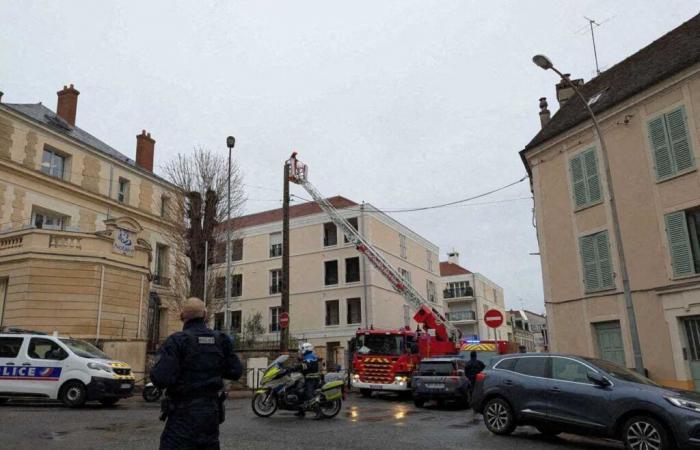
[60,381,87,407]
[483,398,516,435]
[623,416,669,450]
[99,398,119,407]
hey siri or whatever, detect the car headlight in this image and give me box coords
[394,376,407,383]
[667,397,700,413]
[87,362,114,373]
[352,374,360,381]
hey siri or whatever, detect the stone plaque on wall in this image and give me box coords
[113,227,135,256]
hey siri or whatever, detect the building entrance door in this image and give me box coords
[326,342,340,371]
[682,317,700,392]
[594,321,626,367]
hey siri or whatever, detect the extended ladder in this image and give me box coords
[287,152,460,341]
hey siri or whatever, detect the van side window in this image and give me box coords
[0,337,23,358]
[28,338,68,361]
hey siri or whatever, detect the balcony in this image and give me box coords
[446,310,477,324]
[443,286,474,301]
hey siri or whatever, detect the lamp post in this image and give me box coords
[532,54,645,374]
[224,136,236,335]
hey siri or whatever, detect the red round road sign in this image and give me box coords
[484,309,504,328]
[279,312,289,329]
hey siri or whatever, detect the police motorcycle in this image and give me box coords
[251,355,345,419]
[142,378,162,402]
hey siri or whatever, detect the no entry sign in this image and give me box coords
[279,312,289,329]
[484,309,504,329]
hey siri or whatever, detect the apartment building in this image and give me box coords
[210,197,442,368]
[440,251,508,341]
[508,310,537,353]
[0,85,179,362]
[521,14,700,389]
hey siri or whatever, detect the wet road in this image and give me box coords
[0,392,623,449]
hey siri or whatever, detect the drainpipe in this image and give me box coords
[137,274,145,339]
[95,264,105,342]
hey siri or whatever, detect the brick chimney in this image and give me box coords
[447,251,460,265]
[555,74,584,107]
[539,97,551,128]
[136,130,155,172]
[56,84,80,126]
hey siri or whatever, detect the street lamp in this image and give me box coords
[532,54,645,374]
[224,136,236,335]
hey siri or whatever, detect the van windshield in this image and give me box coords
[60,339,109,359]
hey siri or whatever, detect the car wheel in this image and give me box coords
[99,398,119,407]
[483,398,516,435]
[623,416,670,450]
[360,389,372,398]
[413,398,425,408]
[535,425,562,437]
[59,380,87,408]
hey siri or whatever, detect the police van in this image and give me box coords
[0,329,135,407]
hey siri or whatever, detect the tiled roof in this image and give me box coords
[221,196,358,230]
[439,261,472,276]
[523,13,700,153]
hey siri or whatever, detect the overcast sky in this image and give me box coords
[2,1,698,312]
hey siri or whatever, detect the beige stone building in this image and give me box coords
[209,197,442,369]
[522,15,700,389]
[0,85,180,371]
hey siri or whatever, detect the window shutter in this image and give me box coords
[665,211,695,277]
[570,155,588,207]
[596,232,614,289]
[583,149,602,203]
[648,116,674,179]
[666,107,694,173]
[580,235,600,292]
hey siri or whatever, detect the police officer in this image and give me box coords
[294,342,320,417]
[151,297,242,450]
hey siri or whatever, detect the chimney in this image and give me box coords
[136,130,155,172]
[56,84,80,126]
[555,74,584,107]
[539,97,550,128]
[447,251,460,265]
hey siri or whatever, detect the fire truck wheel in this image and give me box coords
[360,389,372,398]
[413,398,425,408]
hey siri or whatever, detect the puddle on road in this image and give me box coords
[344,406,426,423]
[39,431,69,440]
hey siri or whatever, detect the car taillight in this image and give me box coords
[475,372,486,382]
[451,370,458,376]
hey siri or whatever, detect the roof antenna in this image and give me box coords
[578,16,613,76]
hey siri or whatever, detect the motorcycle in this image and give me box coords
[251,355,345,419]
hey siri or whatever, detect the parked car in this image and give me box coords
[472,353,700,450]
[411,356,470,408]
[0,330,135,407]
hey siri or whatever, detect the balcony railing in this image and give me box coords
[443,286,474,299]
[446,310,476,322]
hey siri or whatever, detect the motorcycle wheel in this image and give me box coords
[318,399,342,419]
[252,392,278,418]
[142,386,162,403]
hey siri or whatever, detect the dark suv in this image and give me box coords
[472,354,700,450]
[411,357,470,408]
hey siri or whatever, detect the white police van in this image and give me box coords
[0,329,135,407]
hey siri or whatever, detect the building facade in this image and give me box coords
[508,310,537,353]
[210,197,442,369]
[440,252,508,341]
[0,85,180,369]
[521,15,700,389]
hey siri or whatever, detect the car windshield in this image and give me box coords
[584,358,660,387]
[419,361,454,375]
[356,334,404,356]
[60,339,109,359]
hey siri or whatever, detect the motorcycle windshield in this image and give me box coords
[266,354,289,370]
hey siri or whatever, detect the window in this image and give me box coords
[269,232,282,258]
[426,280,437,303]
[324,260,338,286]
[0,337,23,358]
[569,148,602,209]
[27,338,67,361]
[579,230,614,293]
[347,297,362,324]
[232,239,243,262]
[32,208,67,230]
[325,300,340,326]
[41,148,66,179]
[270,269,282,294]
[552,357,593,384]
[344,217,359,243]
[214,311,242,334]
[345,257,360,283]
[270,307,281,332]
[160,196,169,217]
[495,358,517,372]
[426,250,433,272]
[154,244,169,286]
[117,178,130,204]
[399,234,407,258]
[399,268,411,284]
[513,356,549,378]
[323,222,337,247]
[443,281,473,298]
[665,209,700,277]
[648,106,694,180]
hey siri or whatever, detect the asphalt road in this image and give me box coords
[0,392,623,450]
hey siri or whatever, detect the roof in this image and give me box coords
[439,261,472,276]
[523,13,700,153]
[222,196,358,229]
[2,102,173,186]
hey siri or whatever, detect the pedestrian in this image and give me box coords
[151,297,243,450]
[464,351,486,423]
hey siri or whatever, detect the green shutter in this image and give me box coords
[583,149,602,203]
[666,107,694,173]
[580,234,600,292]
[570,154,588,208]
[596,232,614,289]
[648,116,673,179]
[665,211,695,277]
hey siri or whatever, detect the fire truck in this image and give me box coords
[287,153,512,396]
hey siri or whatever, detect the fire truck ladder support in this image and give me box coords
[287,153,460,342]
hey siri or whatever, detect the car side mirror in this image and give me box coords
[587,370,611,387]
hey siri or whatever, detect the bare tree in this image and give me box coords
[162,147,246,311]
